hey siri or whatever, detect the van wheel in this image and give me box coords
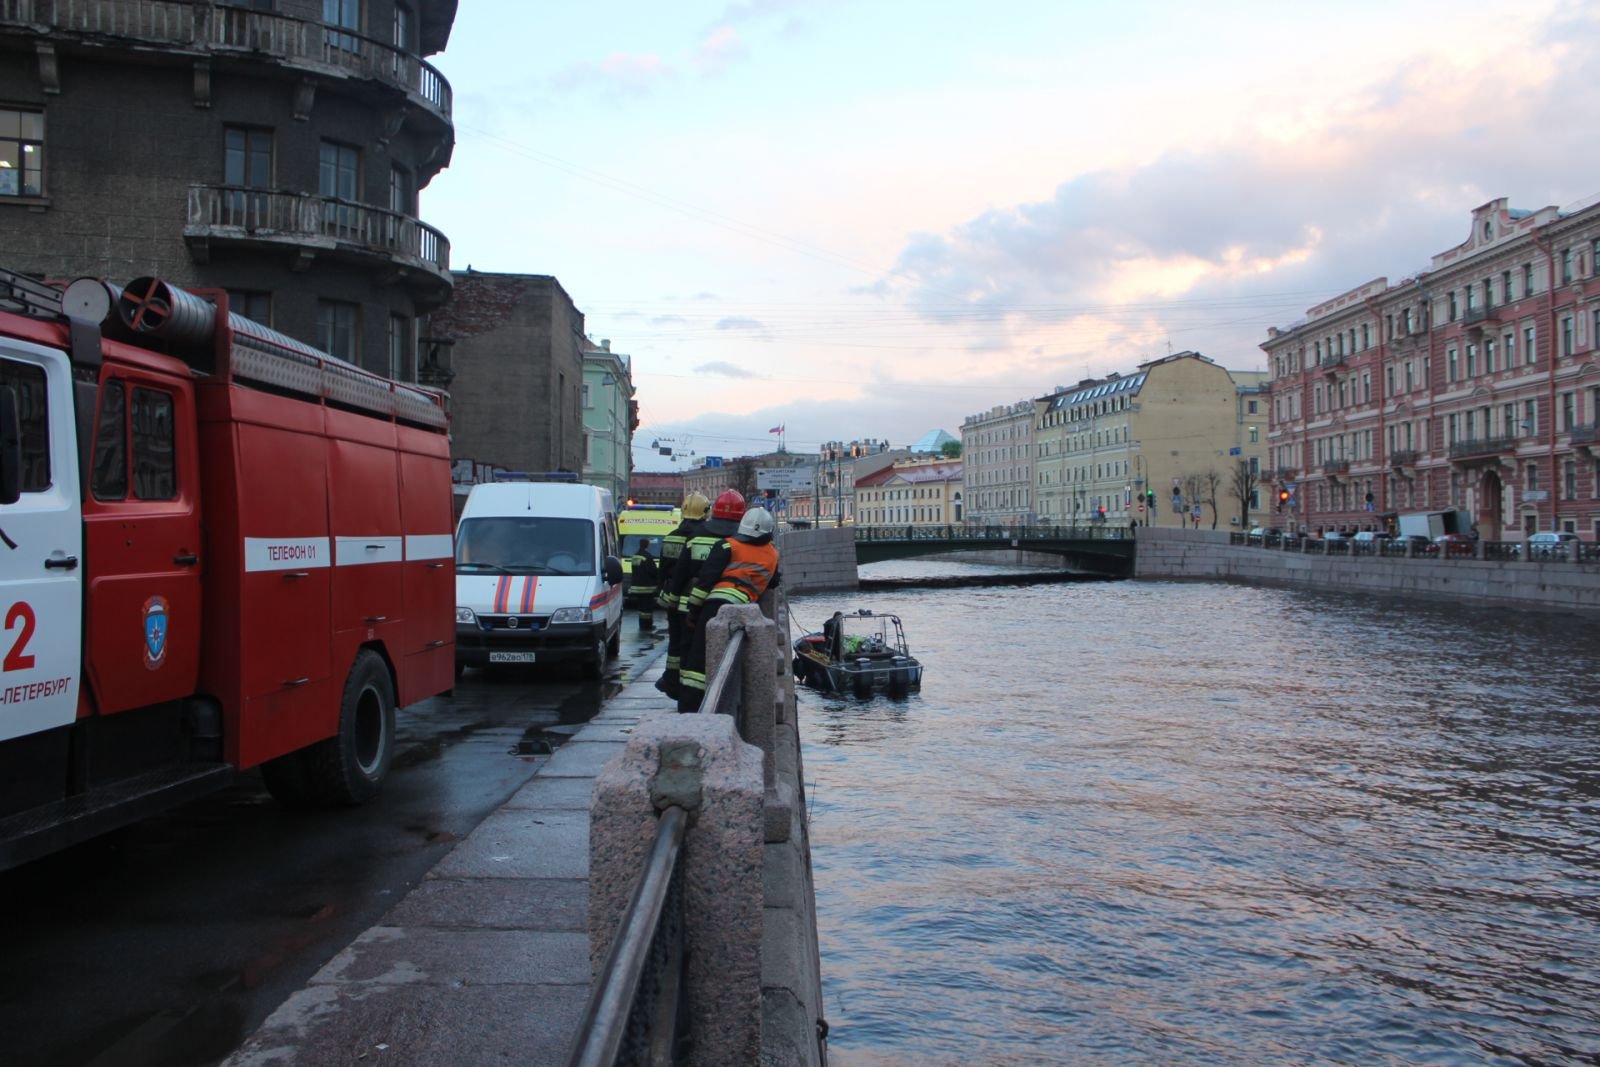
[586,637,607,680]
[302,650,396,805]
[606,624,621,657]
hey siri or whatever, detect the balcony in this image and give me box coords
[1462,305,1500,327]
[1322,458,1350,476]
[1570,422,1600,446]
[2,0,452,125]
[1389,449,1419,468]
[1320,353,1349,377]
[1264,467,1298,483]
[1448,435,1517,462]
[185,184,451,299]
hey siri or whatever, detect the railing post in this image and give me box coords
[704,603,792,843]
[590,716,765,1066]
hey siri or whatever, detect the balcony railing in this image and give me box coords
[1462,306,1500,327]
[1320,353,1348,375]
[1448,435,1517,460]
[186,184,450,276]
[1389,449,1420,467]
[1570,422,1600,446]
[1322,459,1350,475]
[1,0,452,121]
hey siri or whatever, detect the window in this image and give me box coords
[1524,263,1534,296]
[1562,391,1576,431]
[1524,325,1536,365]
[316,299,359,362]
[226,289,271,325]
[1249,426,1259,444]
[1465,344,1476,377]
[581,382,592,409]
[92,382,176,501]
[318,140,360,233]
[1564,459,1577,501]
[130,388,176,500]
[0,358,50,490]
[1447,347,1458,381]
[0,107,44,197]
[1562,316,1574,357]
[222,125,272,224]
[1524,399,1537,437]
[1247,400,1258,414]
[1484,337,1496,373]
[386,165,409,246]
[387,313,410,380]
[1502,270,1512,303]
[1562,248,1574,285]
[1448,291,1458,321]
[324,0,361,51]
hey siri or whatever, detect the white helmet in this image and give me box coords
[738,506,776,539]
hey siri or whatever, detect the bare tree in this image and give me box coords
[728,459,760,505]
[1201,468,1224,529]
[1182,474,1204,528]
[1231,460,1259,530]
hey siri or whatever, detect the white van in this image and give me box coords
[453,481,624,677]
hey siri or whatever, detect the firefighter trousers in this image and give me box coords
[676,599,731,714]
[655,609,686,698]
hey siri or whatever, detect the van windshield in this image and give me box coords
[456,517,596,576]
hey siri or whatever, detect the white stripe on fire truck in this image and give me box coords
[405,534,455,561]
[334,536,405,567]
[244,537,332,572]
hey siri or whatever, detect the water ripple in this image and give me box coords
[798,566,1600,1066]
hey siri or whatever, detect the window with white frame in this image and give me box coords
[0,107,45,197]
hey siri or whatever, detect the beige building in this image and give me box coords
[855,458,964,526]
[960,399,1035,525]
[1034,352,1266,528]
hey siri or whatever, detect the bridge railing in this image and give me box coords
[854,523,1131,542]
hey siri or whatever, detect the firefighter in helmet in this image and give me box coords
[628,537,661,630]
[653,491,712,696]
[658,489,745,699]
[677,504,779,713]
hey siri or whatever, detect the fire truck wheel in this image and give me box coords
[305,650,396,805]
[260,750,317,809]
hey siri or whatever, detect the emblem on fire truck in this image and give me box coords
[143,596,169,670]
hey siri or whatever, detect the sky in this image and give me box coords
[423,0,1600,472]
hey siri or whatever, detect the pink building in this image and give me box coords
[1262,197,1600,540]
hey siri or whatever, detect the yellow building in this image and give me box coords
[1034,352,1267,528]
[854,458,964,526]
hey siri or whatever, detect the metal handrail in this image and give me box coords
[698,625,746,719]
[568,805,689,1067]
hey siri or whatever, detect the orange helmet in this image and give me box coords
[712,489,746,522]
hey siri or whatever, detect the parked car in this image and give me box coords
[1247,526,1266,545]
[1322,530,1349,541]
[1433,533,1475,557]
[1527,530,1579,560]
[1351,531,1390,542]
[1397,534,1436,555]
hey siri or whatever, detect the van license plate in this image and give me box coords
[489,652,537,663]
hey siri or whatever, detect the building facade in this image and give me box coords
[1262,197,1600,539]
[1,0,457,380]
[1034,352,1258,528]
[581,338,634,502]
[430,270,587,481]
[627,470,683,507]
[855,458,964,526]
[960,399,1035,525]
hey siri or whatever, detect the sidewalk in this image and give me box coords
[222,651,672,1067]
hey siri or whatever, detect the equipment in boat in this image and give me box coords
[792,609,922,697]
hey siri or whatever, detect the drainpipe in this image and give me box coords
[1533,224,1559,532]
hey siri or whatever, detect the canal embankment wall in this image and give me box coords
[1134,526,1600,613]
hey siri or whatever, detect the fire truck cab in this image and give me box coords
[0,268,455,870]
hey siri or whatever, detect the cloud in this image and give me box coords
[692,26,747,75]
[694,361,758,378]
[650,314,687,325]
[551,53,676,97]
[881,21,1600,366]
[715,316,766,331]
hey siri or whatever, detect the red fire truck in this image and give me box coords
[0,268,455,870]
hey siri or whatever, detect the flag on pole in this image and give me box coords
[768,424,784,434]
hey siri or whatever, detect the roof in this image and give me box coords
[1042,371,1148,412]
[910,429,957,453]
[857,462,963,487]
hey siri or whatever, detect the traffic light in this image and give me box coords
[1145,489,1156,509]
[1278,489,1289,513]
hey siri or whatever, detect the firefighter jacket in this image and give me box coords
[656,517,706,610]
[684,534,780,611]
[668,517,738,614]
[628,553,660,599]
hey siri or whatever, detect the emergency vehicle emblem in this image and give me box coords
[505,617,520,628]
[143,596,169,670]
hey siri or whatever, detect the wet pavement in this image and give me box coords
[0,621,668,1067]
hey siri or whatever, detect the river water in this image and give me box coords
[792,562,1600,1066]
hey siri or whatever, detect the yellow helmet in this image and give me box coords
[681,491,711,520]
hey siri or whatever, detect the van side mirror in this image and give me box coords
[603,555,623,586]
[0,384,22,506]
